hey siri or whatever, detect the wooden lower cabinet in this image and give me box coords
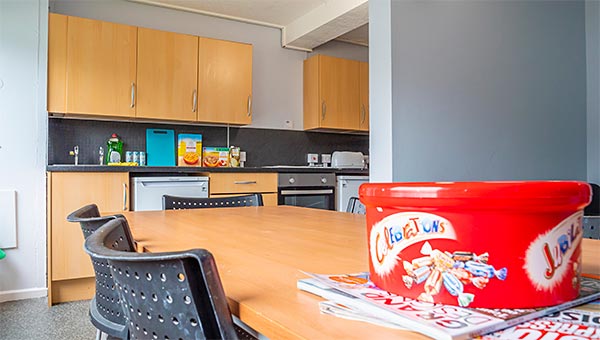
[47,172,129,305]
[209,172,278,206]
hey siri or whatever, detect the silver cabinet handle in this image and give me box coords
[122,183,128,211]
[192,89,197,112]
[130,82,135,108]
[321,101,326,121]
[247,95,252,116]
[234,181,257,185]
[361,104,366,124]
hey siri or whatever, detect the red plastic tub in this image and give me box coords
[359,181,591,308]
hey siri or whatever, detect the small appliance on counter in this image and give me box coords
[331,151,365,169]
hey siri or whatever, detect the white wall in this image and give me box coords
[377,0,588,182]
[368,0,393,182]
[587,0,600,185]
[0,0,48,301]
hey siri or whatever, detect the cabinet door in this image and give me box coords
[50,172,129,281]
[47,13,67,113]
[198,38,252,125]
[66,16,136,117]
[319,55,360,130]
[136,28,198,121]
[359,61,369,131]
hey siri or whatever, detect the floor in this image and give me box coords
[0,298,97,340]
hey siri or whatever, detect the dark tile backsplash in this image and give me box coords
[48,117,369,167]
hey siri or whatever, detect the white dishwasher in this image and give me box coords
[131,176,209,211]
[336,175,369,212]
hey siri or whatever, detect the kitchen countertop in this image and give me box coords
[46,164,370,176]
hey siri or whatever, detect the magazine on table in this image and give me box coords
[480,298,600,339]
[297,272,600,340]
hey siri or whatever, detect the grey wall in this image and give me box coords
[587,0,600,185]
[50,0,369,132]
[387,0,587,182]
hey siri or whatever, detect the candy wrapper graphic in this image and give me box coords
[402,241,507,307]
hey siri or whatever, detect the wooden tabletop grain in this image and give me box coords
[120,206,600,340]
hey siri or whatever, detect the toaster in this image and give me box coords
[331,151,365,169]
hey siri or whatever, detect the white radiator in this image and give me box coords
[0,190,17,249]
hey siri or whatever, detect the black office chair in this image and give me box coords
[84,218,256,340]
[584,183,599,216]
[67,204,136,340]
[346,197,366,214]
[162,193,263,210]
[583,183,600,240]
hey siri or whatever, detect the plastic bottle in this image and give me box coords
[229,146,240,167]
[106,133,124,164]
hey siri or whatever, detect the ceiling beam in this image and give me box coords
[282,0,368,51]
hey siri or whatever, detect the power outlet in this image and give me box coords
[284,120,294,129]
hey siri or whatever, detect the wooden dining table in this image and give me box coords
[120,206,600,340]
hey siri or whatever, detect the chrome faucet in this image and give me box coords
[99,146,104,165]
[69,145,79,165]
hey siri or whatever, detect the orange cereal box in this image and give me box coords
[177,134,202,166]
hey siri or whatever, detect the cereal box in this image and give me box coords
[177,134,202,166]
[202,147,230,167]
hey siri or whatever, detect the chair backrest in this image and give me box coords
[346,197,366,214]
[67,204,136,339]
[67,204,135,251]
[84,218,239,340]
[584,183,599,216]
[162,193,263,210]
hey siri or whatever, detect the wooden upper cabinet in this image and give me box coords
[65,16,137,117]
[47,13,68,113]
[304,55,360,131]
[359,61,369,131]
[136,28,199,121]
[47,14,254,125]
[198,37,253,125]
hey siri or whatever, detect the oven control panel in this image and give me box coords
[278,173,336,188]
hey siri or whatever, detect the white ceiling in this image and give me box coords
[128,0,369,50]
[337,23,368,46]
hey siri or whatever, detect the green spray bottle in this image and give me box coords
[106,133,123,164]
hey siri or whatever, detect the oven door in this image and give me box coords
[278,186,335,210]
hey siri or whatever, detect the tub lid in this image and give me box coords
[359,181,591,208]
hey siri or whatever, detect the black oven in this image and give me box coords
[278,173,336,210]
